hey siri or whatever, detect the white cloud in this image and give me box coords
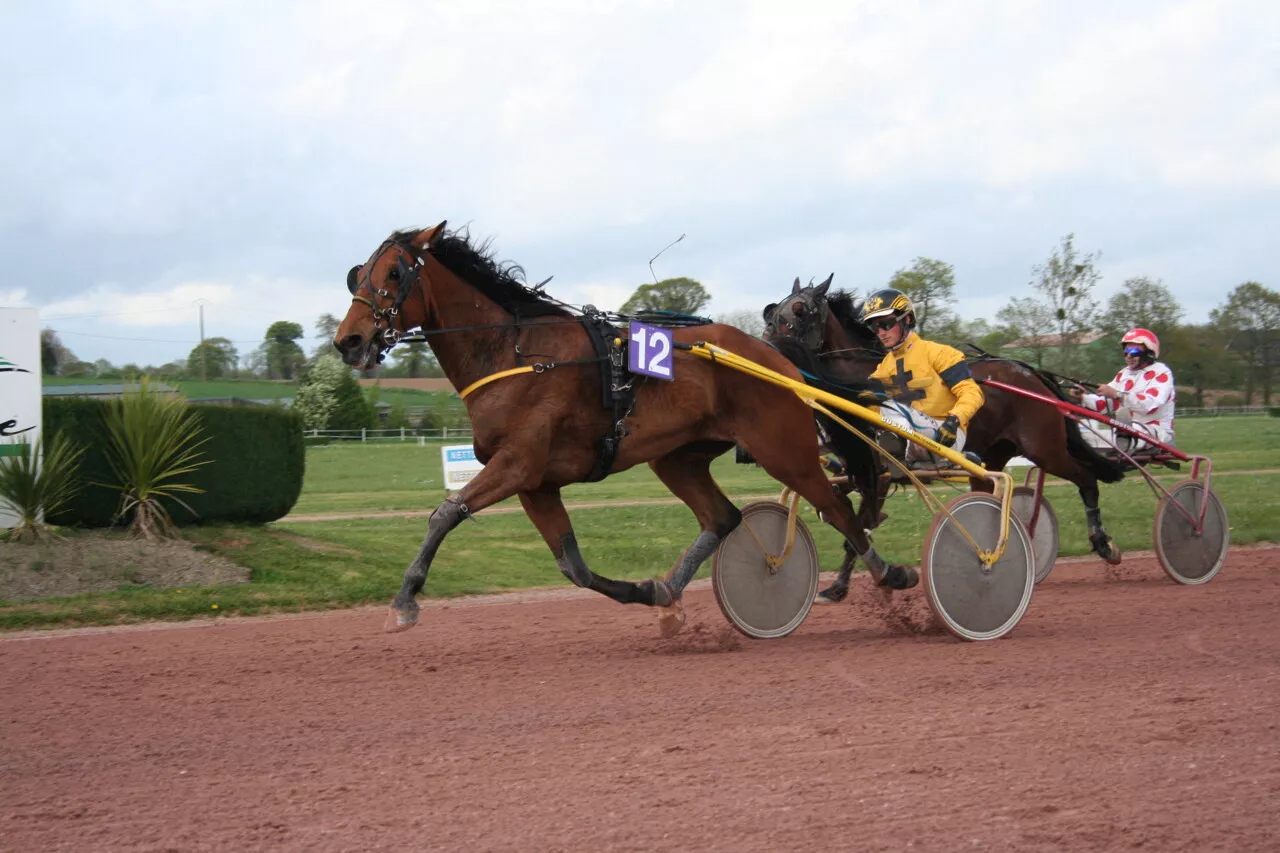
[0,289,30,308]
[3,0,1278,367]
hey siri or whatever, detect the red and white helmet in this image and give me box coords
[1121,327,1160,359]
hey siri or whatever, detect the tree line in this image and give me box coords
[39,233,1280,408]
[39,314,447,384]
[626,234,1280,407]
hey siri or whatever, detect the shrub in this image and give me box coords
[45,398,305,528]
[0,433,85,542]
[98,380,210,539]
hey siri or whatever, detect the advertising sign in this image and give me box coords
[0,308,41,529]
[440,444,485,492]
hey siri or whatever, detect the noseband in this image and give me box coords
[347,241,425,352]
[773,292,829,351]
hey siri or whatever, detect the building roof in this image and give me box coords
[1002,331,1108,349]
[42,383,178,397]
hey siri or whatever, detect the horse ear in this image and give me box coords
[791,277,802,295]
[814,273,833,297]
[763,302,777,323]
[410,220,448,252]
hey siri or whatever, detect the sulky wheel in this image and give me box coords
[1010,486,1060,584]
[712,501,819,639]
[921,493,1035,641]
[1153,480,1229,585]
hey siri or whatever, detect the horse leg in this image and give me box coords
[519,486,677,609]
[1080,481,1122,565]
[747,442,917,591]
[386,450,540,633]
[648,448,744,636]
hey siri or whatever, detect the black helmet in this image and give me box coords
[858,288,916,328]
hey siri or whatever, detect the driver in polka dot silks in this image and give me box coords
[1080,328,1177,450]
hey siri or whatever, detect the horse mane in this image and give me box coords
[825,289,883,352]
[394,228,572,318]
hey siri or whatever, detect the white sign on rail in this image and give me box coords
[440,444,485,492]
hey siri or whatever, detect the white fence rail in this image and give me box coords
[307,428,474,443]
[1177,406,1272,417]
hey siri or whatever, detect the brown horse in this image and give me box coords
[333,223,918,636]
[764,278,1126,602]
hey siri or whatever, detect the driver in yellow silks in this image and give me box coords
[858,288,984,468]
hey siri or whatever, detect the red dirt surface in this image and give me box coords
[3,550,1278,852]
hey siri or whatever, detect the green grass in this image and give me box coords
[291,416,1280,517]
[2,415,1275,631]
[1,470,1273,631]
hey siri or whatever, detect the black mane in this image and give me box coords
[825,288,882,352]
[394,228,571,318]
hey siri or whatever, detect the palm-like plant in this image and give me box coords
[0,433,85,543]
[99,379,211,540]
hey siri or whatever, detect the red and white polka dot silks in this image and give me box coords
[1083,360,1177,443]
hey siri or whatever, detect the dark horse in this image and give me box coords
[764,277,1126,601]
[333,223,917,636]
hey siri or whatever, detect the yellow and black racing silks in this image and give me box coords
[867,332,984,428]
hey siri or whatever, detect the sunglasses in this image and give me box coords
[869,317,900,332]
[1123,346,1145,357]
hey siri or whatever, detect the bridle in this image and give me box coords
[347,240,426,353]
[770,290,830,351]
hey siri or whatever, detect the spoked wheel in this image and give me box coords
[712,501,819,639]
[1010,486,1060,584]
[1154,480,1229,585]
[922,493,1035,641]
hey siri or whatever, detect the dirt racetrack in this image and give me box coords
[3,549,1278,852]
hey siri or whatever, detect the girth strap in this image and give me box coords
[580,315,636,482]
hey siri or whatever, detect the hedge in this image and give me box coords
[43,398,305,528]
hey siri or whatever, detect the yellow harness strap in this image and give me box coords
[458,366,536,400]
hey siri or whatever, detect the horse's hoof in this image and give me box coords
[383,604,419,633]
[814,583,849,604]
[1092,535,1123,566]
[656,601,686,638]
[643,579,675,608]
[879,565,918,591]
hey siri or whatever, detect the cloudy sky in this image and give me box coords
[2,0,1277,367]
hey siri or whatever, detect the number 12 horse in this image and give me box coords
[333,223,913,637]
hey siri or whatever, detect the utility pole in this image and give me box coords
[195,299,208,382]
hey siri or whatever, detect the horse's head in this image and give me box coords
[764,274,833,350]
[335,222,446,370]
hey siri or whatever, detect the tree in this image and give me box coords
[1211,282,1280,404]
[294,354,376,432]
[996,296,1056,368]
[887,257,955,334]
[40,329,75,376]
[263,321,306,380]
[1163,324,1241,408]
[387,341,439,378]
[620,277,710,315]
[92,358,121,379]
[1101,276,1183,340]
[1005,234,1103,374]
[313,313,341,358]
[714,310,765,338]
[185,337,238,380]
